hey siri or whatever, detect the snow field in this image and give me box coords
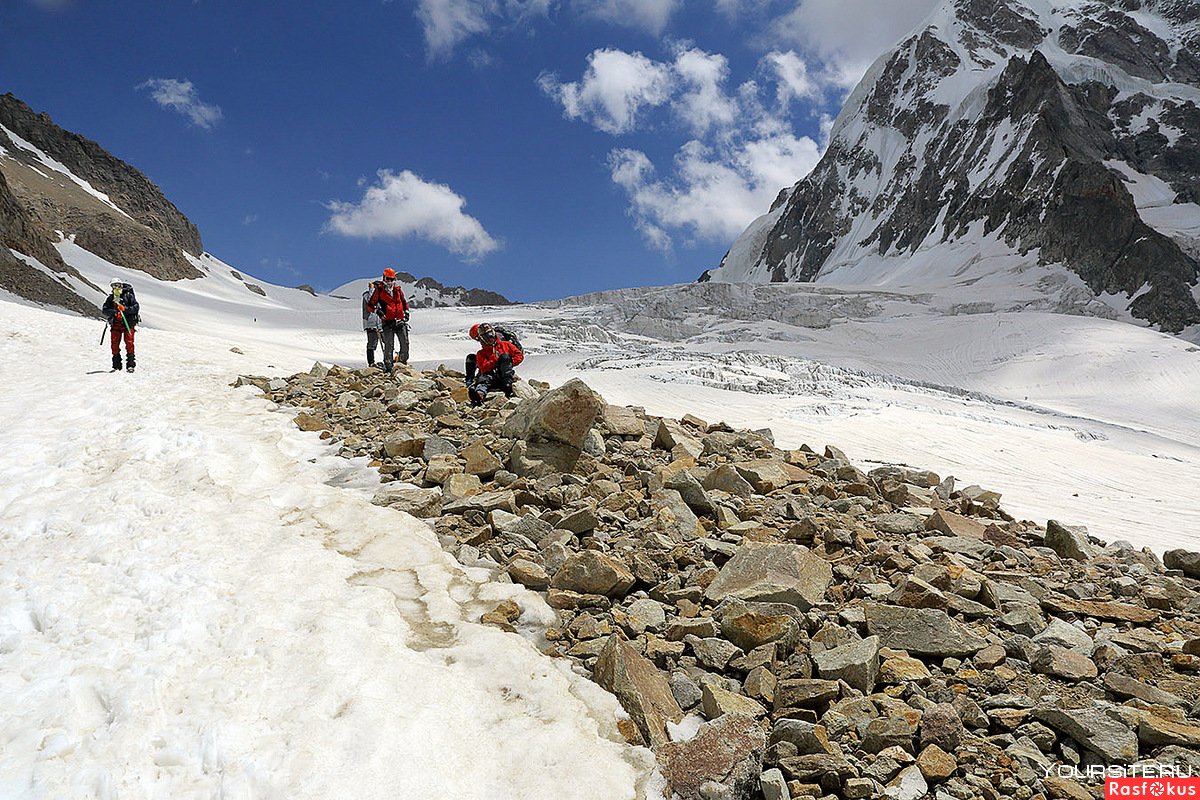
[0,300,657,800]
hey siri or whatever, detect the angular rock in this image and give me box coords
[773,679,839,709]
[706,542,833,611]
[442,490,517,515]
[812,636,880,694]
[925,510,987,538]
[507,558,549,590]
[461,439,502,477]
[1045,519,1096,562]
[768,720,831,756]
[863,717,913,754]
[915,744,957,782]
[665,470,715,515]
[371,485,442,517]
[703,464,755,498]
[734,459,806,493]
[551,551,635,597]
[1164,549,1200,578]
[1137,715,1200,749]
[602,404,645,436]
[702,683,766,721]
[1103,673,1186,708]
[919,704,963,752]
[1033,705,1138,762]
[502,378,605,448]
[1039,595,1158,624]
[864,604,988,657]
[595,635,684,749]
[658,714,766,800]
[886,766,928,800]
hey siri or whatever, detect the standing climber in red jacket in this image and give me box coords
[365,268,410,373]
[466,322,523,406]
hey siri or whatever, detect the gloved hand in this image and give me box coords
[117,304,125,312]
[403,312,410,323]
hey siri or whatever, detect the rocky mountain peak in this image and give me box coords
[710,0,1200,334]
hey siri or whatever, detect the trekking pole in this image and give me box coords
[100,321,108,344]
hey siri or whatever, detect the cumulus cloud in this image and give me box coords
[415,0,551,58]
[671,48,739,137]
[609,131,821,251]
[543,45,828,250]
[137,78,223,129]
[766,0,940,88]
[574,0,682,35]
[325,169,500,261]
[538,49,674,135]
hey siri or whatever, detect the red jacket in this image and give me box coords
[367,284,409,322]
[476,340,523,374]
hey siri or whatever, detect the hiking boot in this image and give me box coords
[112,354,122,371]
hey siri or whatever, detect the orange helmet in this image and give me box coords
[382,268,396,280]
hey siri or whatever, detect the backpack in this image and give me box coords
[116,283,140,326]
[493,324,523,353]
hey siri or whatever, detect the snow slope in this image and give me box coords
[4,239,1198,795]
[0,296,658,798]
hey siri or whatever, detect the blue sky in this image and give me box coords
[4,0,937,301]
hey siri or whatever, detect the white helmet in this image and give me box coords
[110,277,122,287]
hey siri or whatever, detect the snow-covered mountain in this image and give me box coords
[708,0,1200,334]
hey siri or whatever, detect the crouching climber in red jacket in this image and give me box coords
[467,323,523,406]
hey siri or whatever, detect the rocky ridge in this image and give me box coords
[241,364,1200,800]
[710,0,1200,333]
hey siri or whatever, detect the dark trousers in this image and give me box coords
[381,321,409,369]
[366,328,379,365]
[467,354,515,404]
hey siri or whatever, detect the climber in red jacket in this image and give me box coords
[365,267,410,373]
[467,322,523,406]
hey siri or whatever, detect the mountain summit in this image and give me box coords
[707,0,1200,333]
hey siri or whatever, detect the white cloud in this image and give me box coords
[242,214,258,226]
[538,49,674,135]
[415,0,551,58]
[609,131,820,250]
[767,0,940,88]
[543,45,827,249]
[763,50,821,110]
[670,47,738,137]
[574,0,682,35]
[137,78,223,129]
[325,169,500,261]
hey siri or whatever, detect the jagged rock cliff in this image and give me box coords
[0,92,205,310]
[709,0,1200,333]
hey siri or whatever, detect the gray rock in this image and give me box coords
[1033,704,1138,762]
[442,490,517,515]
[759,768,789,800]
[371,485,442,517]
[811,635,880,694]
[1164,549,1200,577]
[502,378,605,448]
[874,513,926,535]
[666,470,716,514]
[1045,520,1096,562]
[863,717,913,753]
[864,604,988,657]
[1032,619,1092,652]
[706,541,833,611]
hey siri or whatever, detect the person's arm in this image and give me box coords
[507,342,524,368]
[366,286,380,314]
[126,298,139,323]
[400,288,409,321]
[102,296,115,323]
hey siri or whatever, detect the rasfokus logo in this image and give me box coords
[1105,778,1200,798]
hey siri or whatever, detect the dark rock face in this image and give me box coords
[0,92,205,312]
[0,93,202,258]
[715,0,1200,333]
[402,271,512,307]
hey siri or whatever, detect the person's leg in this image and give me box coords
[366,328,379,366]
[398,323,410,365]
[381,323,396,371]
[469,372,492,406]
[125,327,136,370]
[110,327,122,370]
[496,354,515,396]
[465,353,476,383]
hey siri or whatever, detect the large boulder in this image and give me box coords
[594,635,683,749]
[705,542,833,611]
[864,604,988,657]
[1164,549,1200,578]
[502,378,605,449]
[658,714,766,800]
